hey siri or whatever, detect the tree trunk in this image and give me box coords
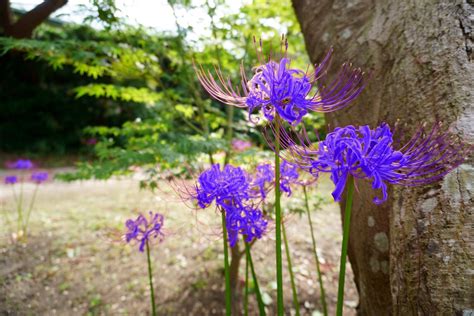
[292,0,473,315]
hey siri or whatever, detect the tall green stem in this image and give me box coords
[221,211,231,316]
[282,222,300,315]
[23,184,39,237]
[146,240,157,316]
[336,177,355,316]
[245,243,266,316]
[274,116,284,315]
[244,249,249,316]
[303,186,328,316]
[17,178,24,234]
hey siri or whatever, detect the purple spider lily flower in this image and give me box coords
[280,161,300,196]
[10,159,33,170]
[266,122,470,204]
[253,163,274,199]
[195,37,367,126]
[195,164,251,211]
[4,176,18,184]
[226,205,268,247]
[189,164,268,247]
[31,172,49,184]
[252,161,301,198]
[125,211,164,252]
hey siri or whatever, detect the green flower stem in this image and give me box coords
[9,186,18,229]
[274,116,284,315]
[245,243,266,316]
[23,184,39,237]
[244,249,249,316]
[336,177,355,316]
[303,186,328,316]
[282,222,300,315]
[17,178,24,234]
[146,240,157,316]
[221,211,231,316]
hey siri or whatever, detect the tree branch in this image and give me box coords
[1,0,68,38]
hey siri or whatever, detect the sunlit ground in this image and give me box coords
[0,171,357,315]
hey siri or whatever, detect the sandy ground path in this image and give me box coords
[0,172,357,315]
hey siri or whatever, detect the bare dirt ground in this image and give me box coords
[0,172,358,315]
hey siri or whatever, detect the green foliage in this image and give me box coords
[1,0,324,181]
[75,84,163,105]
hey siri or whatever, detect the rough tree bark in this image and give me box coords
[0,0,67,38]
[292,0,473,315]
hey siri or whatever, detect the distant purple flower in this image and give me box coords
[10,159,33,170]
[4,176,18,185]
[231,139,252,152]
[31,172,49,184]
[252,161,301,198]
[195,38,366,125]
[125,211,164,252]
[274,122,469,204]
[253,163,274,199]
[280,161,300,196]
[195,164,251,211]
[85,138,97,145]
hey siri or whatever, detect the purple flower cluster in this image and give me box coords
[3,159,50,186]
[193,164,268,247]
[253,164,274,199]
[125,211,165,252]
[195,39,366,126]
[246,58,314,124]
[13,159,33,170]
[276,123,468,204]
[196,164,251,210]
[31,172,49,184]
[227,205,267,245]
[253,161,301,198]
[280,161,300,196]
[4,175,18,184]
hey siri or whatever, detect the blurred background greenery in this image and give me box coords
[1,0,325,180]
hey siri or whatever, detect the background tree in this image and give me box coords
[292,0,473,314]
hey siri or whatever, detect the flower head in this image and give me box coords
[189,164,268,247]
[252,161,301,198]
[270,122,470,204]
[125,211,164,252]
[280,161,300,196]
[253,163,274,199]
[11,159,33,170]
[31,172,49,184]
[313,124,403,203]
[226,205,268,247]
[4,176,18,185]
[195,164,251,210]
[195,37,366,126]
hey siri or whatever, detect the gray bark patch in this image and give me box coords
[374,232,389,253]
